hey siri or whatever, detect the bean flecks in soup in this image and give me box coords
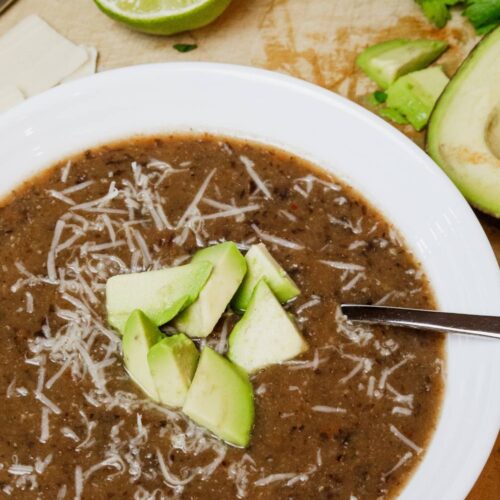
[0,135,444,499]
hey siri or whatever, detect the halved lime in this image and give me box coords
[94,0,232,35]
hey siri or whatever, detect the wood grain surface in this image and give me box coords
[1,1,498,498]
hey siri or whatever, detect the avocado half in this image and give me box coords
[427,27,500,217]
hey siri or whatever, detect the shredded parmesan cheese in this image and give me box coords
[389,425,423,454]
[240,155,272,199]
[312,405,347,414]
[251,224,304,250]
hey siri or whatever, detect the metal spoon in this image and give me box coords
[340,305,500,341]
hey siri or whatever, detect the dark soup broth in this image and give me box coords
[0,135,444,499]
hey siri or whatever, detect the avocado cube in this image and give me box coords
[228,280,308,374]
[356,38,448,89]
[174,242,246,338]
[386,66,449,131]
[182,347,254,447]
[123,310,163,401]
[232,243,300,312]
[106,261,213,333]
[148,333,199,408]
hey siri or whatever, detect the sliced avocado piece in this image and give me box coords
[428,27,500,217]
[123,310,163,401]
[232,243,300,312]
[147,333,199,408]
[174,242,246,338]
[106,261,213,333]
[378,106,410,125]
[356,39,448,89]
[228,280,308,374]
[182,347,254,447]
[386,66,449,131]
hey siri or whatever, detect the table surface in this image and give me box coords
[1,1,499,498]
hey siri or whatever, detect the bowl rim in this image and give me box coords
[1,62,499,499]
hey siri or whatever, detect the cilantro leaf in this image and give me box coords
[173,43,198,53]
[463,0,500,34]
[373,90,388,103]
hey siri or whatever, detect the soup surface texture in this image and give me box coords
[0,135,444,499]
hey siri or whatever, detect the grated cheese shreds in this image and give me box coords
[338,358,365,384]
[34,454,53,475]
[392,406,412,416]
[389,425,423,455]
[335,307,373,346]
[176,169,216,228]
[254,472,299,486]
[74,466,83,499]
[26,292,34,314]
[47,219,65,282]
[348,240,366,250]
[227,454,256,499]
[329,215,363,235]
[8,465,34,476]
[61,427,80,442]
[39,407,50,443]
[296,296,321,315]
[279,209,298,222]
[382,451,413,479]
[47,189,76,205]
[35,391,62,415]
[320,259,365,272]
[312,405,347,414]
[197,204,260,221]
[341,272,365,292]
[251,224,304,250]
[286,349,327,371]
[386,383,414,409]
[378,356,414,390]
[240,155,272,199]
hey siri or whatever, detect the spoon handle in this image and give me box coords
[340,305,500,340]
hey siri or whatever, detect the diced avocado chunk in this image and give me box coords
[123,310,163,401]
[228,280,308,374]
[147,333,199,408]
[106,261,213,333]
[182,347,254,447]
[427,26,500,217]
[378,107,410,125]
[174,242,246,338]
[356,38,448,89]
[386,66,449,131]
[232,243,300,312]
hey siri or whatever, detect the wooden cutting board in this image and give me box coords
[1,1,498,498]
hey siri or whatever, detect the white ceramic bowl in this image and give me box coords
[1,63,499,499]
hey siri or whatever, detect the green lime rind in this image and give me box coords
[94,0,232,35]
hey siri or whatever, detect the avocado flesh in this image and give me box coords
[386,66,449,131]
[356,39,448,89]
[428,27,500,217]
[228,280,308,374]
[174,242,246,338]
[182,347,254,447]
[123,310,163,401]
[232,243,300,312]
[106,261,213,333]
[147,333,199,408]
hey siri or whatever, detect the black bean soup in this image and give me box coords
[0,135,444,499]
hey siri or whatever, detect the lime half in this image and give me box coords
[94,0,232,35]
